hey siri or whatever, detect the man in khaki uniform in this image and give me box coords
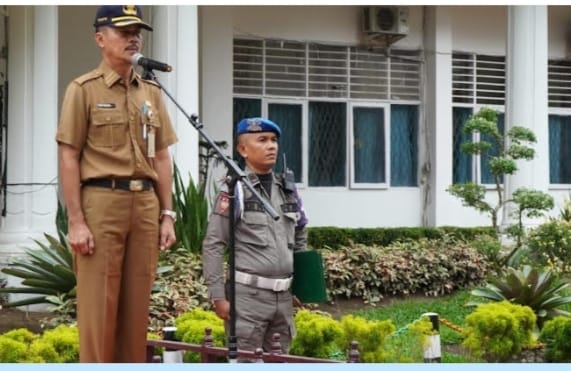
[202,117,308,354]
[56,5,178,362]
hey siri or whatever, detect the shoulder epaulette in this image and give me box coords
[140,77,160,88]
[74,69,103,85]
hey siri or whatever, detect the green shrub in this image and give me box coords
[0,231,75,310]
[308,226,495,249]
[322,239,489,303]
[28,340,59,363]
[149,250,210,332]
[462,301,536,362]
[539,316,571,362]
[0,337,30,363]
[526,220,571,273]
[339,314,396,362]
[468,234,503,272]
[2,328,38,344]
[174,308,225,362]
[290,309,345,359]
[172,163,209,254]
[0,326,80,363]
[36,325,79,362]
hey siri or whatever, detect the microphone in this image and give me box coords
[131,53,172,72]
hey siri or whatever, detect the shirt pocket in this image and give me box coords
[89,109,127,148]
[282,212,297,248]
[239,211,269,247]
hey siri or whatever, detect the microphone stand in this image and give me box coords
[142,68,280,362]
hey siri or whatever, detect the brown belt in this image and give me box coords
[82,178,154,192]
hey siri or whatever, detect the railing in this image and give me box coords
[146,327,361,363]
[146,312,451,363]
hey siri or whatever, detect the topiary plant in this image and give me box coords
[462,301,536,362]
[539,316,571,362]
[174,308,225,362]
[290,309,345,359]
[339,314,396,362]
[33,325,79,363]
[447,107,554,257]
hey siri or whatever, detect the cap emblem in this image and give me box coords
[123,5,138,16]
[246,119,263,132]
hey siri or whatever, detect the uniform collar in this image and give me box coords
[244,167,283,188]
[97,61,141,88]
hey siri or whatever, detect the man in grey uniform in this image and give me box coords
[202,117,308,353]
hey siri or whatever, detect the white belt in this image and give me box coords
[235,271,292,292]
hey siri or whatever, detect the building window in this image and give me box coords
[452,52,506,185]
[351,105,386,187]
[452,107,504,185]
[391,105,418,186]
[233,38,421,189]
[549,114,571,184]
[268,102,303,182]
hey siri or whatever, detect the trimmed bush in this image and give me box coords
[462,301,536,362]
[539,316,571,362]
[308,226,495,249]
[174,308,225,362]
[322,239,490,303]
[290,309,344,359]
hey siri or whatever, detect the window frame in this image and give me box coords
[263,98,308,188]
[349,101,390,189]
[548,107,571,189]
[452,103,505,188]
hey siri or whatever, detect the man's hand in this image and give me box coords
[68,220,95,255]
[293,295,303,308]
[159,217,176,251]
[212,299,231,321]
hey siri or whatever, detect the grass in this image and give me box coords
[352,289,482,362]
[355,289,473,344]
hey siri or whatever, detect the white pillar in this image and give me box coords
[423,6,453,226]
[0,6,58,259]
[503,6,549,226]
[151,5,199,186]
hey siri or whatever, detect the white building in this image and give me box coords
[0,5,569,265]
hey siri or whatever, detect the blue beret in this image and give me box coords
[236,117,281,138]
[94,5,153,31]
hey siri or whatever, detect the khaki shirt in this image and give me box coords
[202,168,308,301]
[55,61,177,182]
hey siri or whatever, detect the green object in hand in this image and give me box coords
[292,250,327,303]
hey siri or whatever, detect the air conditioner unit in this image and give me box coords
[362,6,409,35]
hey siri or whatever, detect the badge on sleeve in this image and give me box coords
[214,192,230,216]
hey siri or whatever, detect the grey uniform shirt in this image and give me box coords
[202,168,308,301]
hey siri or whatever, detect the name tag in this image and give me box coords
[96,102,116,109]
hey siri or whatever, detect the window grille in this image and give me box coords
[234,38,421,101]
[452,53,505,105]
[548,60,571,108]
[265,40,306,97]
[308,44,348,98]
[349,47,389,100]
[233,39,264,95]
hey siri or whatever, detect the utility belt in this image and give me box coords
[235,271,292,292]
[82,178,154,192]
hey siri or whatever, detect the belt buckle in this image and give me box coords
[273,278,287,292]
[129,180,144,192]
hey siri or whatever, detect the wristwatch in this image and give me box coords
[160,209,177,222]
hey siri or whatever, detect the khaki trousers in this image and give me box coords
[75,186,159,362]
[227,282,295,353]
